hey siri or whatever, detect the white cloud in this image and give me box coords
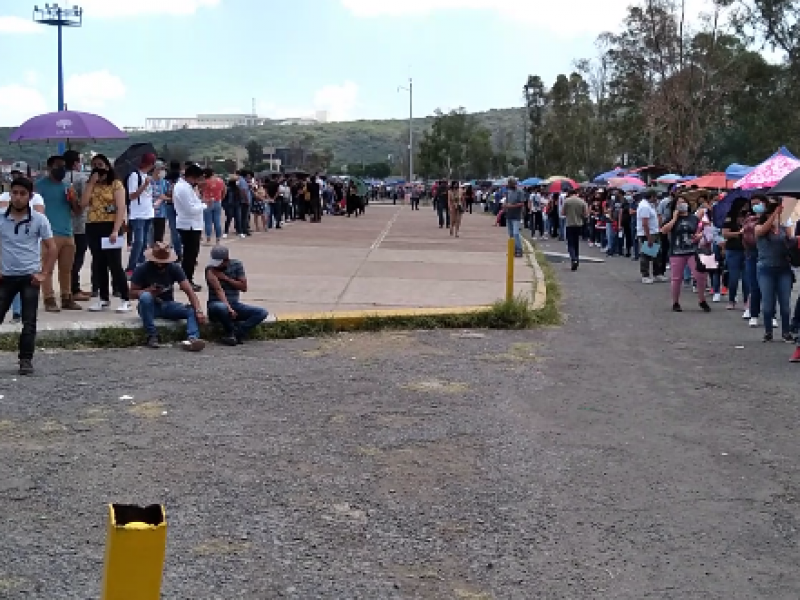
[77,0,220,18]
[257,81,360,122]
[64,70,126,110]
[23,71,39,86]
[341,0,712,35]
[0,84,49,126]
[0,16,43,33]
[314,81,359,121]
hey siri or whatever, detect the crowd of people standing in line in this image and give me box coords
[518,184,800,363]
[0,153,287,375]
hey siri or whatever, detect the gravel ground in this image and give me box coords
[0,251,798,599]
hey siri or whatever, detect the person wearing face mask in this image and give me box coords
[661,199,711,312]
[753,197,795,343]
[149,162,169,244]
[721,198,750,311]
[35,155,83,312]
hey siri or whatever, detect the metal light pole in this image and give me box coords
[33,3,83,153]
[398,78,413,184]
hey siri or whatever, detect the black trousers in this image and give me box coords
[566,225,582,264]
[0,275,40,360]
[311,198,322,222]
[240,204,251,234]
[71,232,89,293]
[86,221,129,302]
[530,212,544,237]
[152,217,167,243]
[411,198,420,210]
[178,229,202,283]
[437,203,450,228]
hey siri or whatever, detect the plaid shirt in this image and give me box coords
[150,179,168,218]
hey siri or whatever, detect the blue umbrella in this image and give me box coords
[621,183,645,192]
[521,177,543,186]
[593,168,627,184]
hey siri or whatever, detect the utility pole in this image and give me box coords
[398,78,413,183]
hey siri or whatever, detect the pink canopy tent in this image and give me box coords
[735,152,800,189]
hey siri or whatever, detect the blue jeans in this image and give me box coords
[126,219,151,272]
[606,223,617,255]
[745,250,761,318]
[726,249,748,303]
[137,292,200,339]
[164,203,183,257]
[629,221,639,259]
[203,202,222,240]
[208,300,268,339]
[757,265,792,335]
[507,218,522,254]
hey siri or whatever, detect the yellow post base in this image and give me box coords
[102,504,167,600]
[506,237,515,301]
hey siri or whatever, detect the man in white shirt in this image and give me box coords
[173,164,206,291]
[636,192,667,284]
[126,153,156,274]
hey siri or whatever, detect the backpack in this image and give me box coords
[742,215,759,249]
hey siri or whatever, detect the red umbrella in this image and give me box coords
[548,179,578,193]
[679,172,732,189]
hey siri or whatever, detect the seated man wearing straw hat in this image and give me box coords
[129,241,207,351]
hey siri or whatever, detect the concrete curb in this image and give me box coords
[522,236,547,311]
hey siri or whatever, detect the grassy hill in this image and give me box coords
[1,107,526,169]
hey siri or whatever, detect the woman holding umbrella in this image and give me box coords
[753,197,795,343]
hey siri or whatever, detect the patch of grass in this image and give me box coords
[0,249,560,351]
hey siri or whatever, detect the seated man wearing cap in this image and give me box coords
[205,245,273,345]
[129,241,207,351]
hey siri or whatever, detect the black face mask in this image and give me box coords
[51,167,66,181]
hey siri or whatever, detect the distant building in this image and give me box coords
[144,111,327,132]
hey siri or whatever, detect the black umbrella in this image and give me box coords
[114,142,157,183]
[768,166,800,197]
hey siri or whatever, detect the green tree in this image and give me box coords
[416,109,494,179]
[524,75,548,176]
[245,139,263,168]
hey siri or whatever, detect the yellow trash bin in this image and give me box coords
[101,504,167,600]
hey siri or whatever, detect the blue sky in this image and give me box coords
[0,0,699,128]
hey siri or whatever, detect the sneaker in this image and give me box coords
[181,338,206,352]
[655,275,668,283]
[220,336,238,346]
[742,309,751,319]
[146,335,160,349]
[763,332,773,342]
[571,261,578,271]
[791,348,800,363]
[88,299,110,312]
[61,297,83,311]
[782,333,796,343]
[116,301,132,313]
[712,293,721,302]
[44,298,60,313]
[749,317,759,327]
[727,302,736,311]
[642,277,655,284]
[222,233,228,239]
[699,301,711,313]
[18,359,33,376]
[240,234,246,239]
[672,302,682,312]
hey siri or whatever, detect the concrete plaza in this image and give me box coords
[0,204,535,333]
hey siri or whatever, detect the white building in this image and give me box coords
[144,111,326,132]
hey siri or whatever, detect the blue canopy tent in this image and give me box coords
[592,168,627,184]
[521,177,543,186]
[725,163,754,181]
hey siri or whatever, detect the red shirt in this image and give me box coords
[202,176,225,202]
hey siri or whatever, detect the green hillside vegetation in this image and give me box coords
[1,107,526,171]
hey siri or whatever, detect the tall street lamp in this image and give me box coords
[33,3,83,152]
[398,78,413,184]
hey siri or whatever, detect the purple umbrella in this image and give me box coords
[8,110,128,144]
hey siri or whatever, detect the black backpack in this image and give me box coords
[114,159,143,208]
